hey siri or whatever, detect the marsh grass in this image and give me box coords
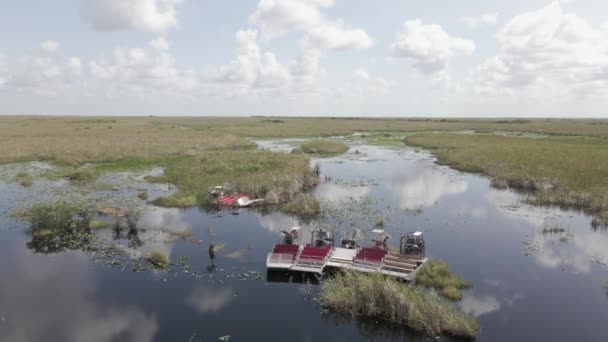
[149,150,319,208]
[14,171,34,187]
[415,261,471,301]
[405,133,608,226]
[320,271,478,338]
[67,168,98,183]
[281,193,321,218]
[293,140,349,156]
[2,116,608,167]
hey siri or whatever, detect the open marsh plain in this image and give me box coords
[1,116,608,341]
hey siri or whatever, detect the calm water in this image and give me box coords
[1,141,608,341]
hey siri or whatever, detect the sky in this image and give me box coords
[0,0,607,117]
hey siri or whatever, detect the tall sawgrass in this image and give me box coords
[405,133,608,226]
[321,271,478,338]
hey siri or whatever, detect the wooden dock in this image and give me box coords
[266,245,427,280]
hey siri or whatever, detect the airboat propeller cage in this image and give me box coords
[280,226,301,245]
[400,231,425,257]
[371,229,391,246]
[311,225,333,247]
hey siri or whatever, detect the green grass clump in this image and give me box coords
[67,168,98,183]
[415,261,471,301]
[170,230,193,239]
[281,193,321,218]
[15,171,33,187]
[145,250,169,269]
[404,133,608,226]
[321,271,478,338]
[89,220,109,230]
[294,140,349,156]
[150,194,197,207]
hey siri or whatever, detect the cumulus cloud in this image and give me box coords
[249,0,372,51]
[390,19,475,74]
[249,0,333,39]
[1,41,84,95]
[461,12,498,28]
[208,29,324,93]
[302,19,372,50]
[82,0,183,33]
[208,29,291,89]
[473,2,608,94]
[88,37,199,91]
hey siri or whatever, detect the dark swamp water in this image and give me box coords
[1,140,608,342]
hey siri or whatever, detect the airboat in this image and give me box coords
[265,225,428,281]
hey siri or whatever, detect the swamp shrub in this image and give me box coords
[145,250,169,269]
[26,202,94,235]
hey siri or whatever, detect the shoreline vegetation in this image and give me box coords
[2,116,608,224]
[404,133,608,227]
[320,271,478,338]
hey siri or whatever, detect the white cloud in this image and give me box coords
[461,12,498,28]
[390,19,475,74]
[88,38,199,91]
[2,41,84,96]
[249,0,372,52]
[208,29,291,89]
[40,40,60,54]
[289,49,324,91]
[249,0,333,39]
[208,30,326,93]
[82,0,183,33]
[302,19,373,50]
[473,2,608,95]
[148,36,170,51]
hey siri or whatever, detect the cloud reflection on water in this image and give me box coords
[187,287,234,314]
[385,165,468,210]
[485,187,608,272]
[0,246,158,342]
